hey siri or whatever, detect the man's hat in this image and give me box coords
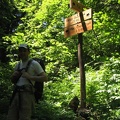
[19,44,29,50]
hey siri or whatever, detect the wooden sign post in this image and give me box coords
[64,0,93,109]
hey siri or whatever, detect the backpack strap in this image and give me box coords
[17,61,26,71]
[17,62,20,70]
[25,59,33,72]
[25,59,34,86]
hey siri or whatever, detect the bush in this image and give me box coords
[32,101,75,120]
[86,57,120,119]
[0,63,13,117]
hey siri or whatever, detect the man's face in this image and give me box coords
[18,47,29,60]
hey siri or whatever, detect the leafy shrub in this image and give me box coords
[32,101,75,120]
[0,63,13,119]
[0,57,120,120]
[86,57,120,119]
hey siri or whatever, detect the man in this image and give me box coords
[7,44,47,120]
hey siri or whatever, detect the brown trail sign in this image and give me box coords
[64,8,92,28]
[64,0,93,110]
[64,8,92,37]
[64,13,81,28]
[64,19,92,38]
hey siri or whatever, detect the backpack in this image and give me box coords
[26,58,45,103]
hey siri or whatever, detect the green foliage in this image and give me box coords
[0,0,19,37]
[0,63,13,120]
[86,57,120,119]
[0,0,120,119]
[0,0,25,62]
[33,101,75,120]
[83,0,120,65]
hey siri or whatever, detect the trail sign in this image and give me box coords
[64,19,92,37]
[65,13,81,27]
[65,8,92,27]
[64,1,93,110]
[70,0,86,12]
[82,8,92,21]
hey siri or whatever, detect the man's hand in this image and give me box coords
[22,71,31,80]
[13,71,20,76]
[11,71,22,83]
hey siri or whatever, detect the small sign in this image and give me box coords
[70,0,86,12]
[65,13,81,27]
[82,8,92,21]
[64,19,92,37]
[65,8,92,27]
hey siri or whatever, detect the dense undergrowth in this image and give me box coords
[0,57,120,120]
